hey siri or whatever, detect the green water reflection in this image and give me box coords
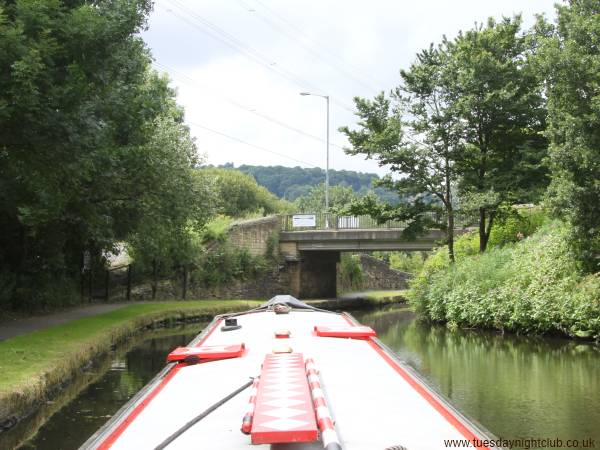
[12,326,202,450]
[6,307,600,450]
[353,307,600,449]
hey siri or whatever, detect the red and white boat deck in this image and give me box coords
[83,296,496,450]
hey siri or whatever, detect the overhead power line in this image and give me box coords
[237,0,380,95]
[153,61,347,152]
[161,0,354,112]
[188,120,320,167]
[248,0,387,89]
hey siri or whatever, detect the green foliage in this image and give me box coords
[124,115,207,271]
[294,183,360,213]
[194,243,269,287]
[340,16,548,258]
[487,206,548,248]
[0,0,205,310]
[198,168,291,217]
[446,17,548,252]
[340,92,446,243]
[372,251,426,273]
[222,164,398,203]
[409,222,600,340]
[265,232,280,262]
[339,253,363,291]
[201,216,233,244]
[541,0,600,272]
[388,252,426,274]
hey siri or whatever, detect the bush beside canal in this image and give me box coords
[409,222,600,340]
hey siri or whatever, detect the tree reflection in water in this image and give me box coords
[354,306,600,449]
[9,307,600,450]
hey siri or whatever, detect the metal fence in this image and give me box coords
[81,264,132,302]
[281,212,478,231]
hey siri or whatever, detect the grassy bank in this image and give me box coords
[361,290,407,303]
[0,300,262,425]
[0,296,399,427]
[409,222,600,340]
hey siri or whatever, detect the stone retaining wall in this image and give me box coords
[227,216,280,257]
[338,253,412,292]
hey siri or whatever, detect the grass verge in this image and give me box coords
[0,300,261,425]
[321,291,407,309]
[360,290,408,303]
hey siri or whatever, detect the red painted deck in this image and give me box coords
[250,353,318,444]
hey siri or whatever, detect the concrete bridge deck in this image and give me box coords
[280,228,450,252]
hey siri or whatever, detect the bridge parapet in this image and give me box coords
[280,212,477,232]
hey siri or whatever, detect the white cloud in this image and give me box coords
[143,0,557,175]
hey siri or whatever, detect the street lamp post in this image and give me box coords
[300,92,330,211]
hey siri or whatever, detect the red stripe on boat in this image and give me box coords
[341,313,491,450]
[304,358,342,450]
[250,353,318,444]
[97,318,223,449]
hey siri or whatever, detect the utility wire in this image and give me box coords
[153,61,347,152]
[161,0,354,112]
[188,120,320,167]
[248,0,387,88]
[156,59,422,159]
[237,0,380,95]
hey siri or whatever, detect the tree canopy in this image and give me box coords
[217,164,399,204]
[0,0,200,308]
[340,16,548,258]
[542,0,600,272]
[197,167,292,217]
[294,183,359,213]
[445,17,548,251]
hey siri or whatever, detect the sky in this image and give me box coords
[142,0,557,176]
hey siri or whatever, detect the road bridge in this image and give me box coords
[278,213,474,299]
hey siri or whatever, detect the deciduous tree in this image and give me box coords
[542,0,600,272]
[445,17,548,252]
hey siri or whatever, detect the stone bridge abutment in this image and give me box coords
[225,214,470,299]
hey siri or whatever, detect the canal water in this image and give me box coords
[4,306,600,450]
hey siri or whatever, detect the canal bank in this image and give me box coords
[0,296,402,436]
[5,305,599,450]
[2,326,204,450]
[0,301,254,435]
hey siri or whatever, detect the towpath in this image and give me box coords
[0,303,127,341]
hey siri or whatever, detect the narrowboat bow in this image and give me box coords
[82,296,497,450]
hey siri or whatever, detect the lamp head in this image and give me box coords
[299,92,311,96]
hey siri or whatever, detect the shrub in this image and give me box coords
[488,206,548,248]
[201,216,233,243]
[409,222,600,340]
[339,254,363,291]
[194,243,269,287]
[388,252,426,273]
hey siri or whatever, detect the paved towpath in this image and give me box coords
[0,303,127,341]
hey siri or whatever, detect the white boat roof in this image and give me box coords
[84,300,494,450]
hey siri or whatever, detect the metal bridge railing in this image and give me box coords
[280,212,478,232]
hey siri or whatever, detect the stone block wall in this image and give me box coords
[128,215,289,301]
[227,216,280,257]
[129,268,291,301]
[338,253,412,292]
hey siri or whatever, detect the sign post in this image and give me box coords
[292,214,316,228]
